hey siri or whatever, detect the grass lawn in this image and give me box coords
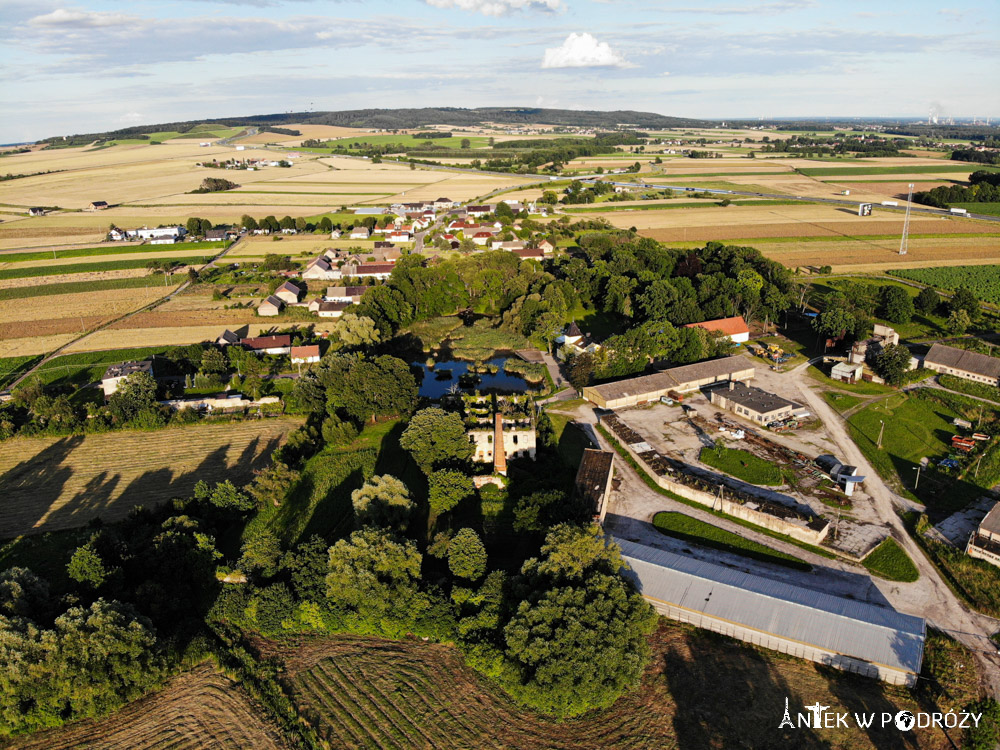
[547,412,593,469]
[937,373,1000,403]
[952,202,1000,217]
[862,537,919,582]
[652,511,810,571]
[822,391,864,414]
[0,355,42,389]
[699,445,783,486]
[807,364,895,395]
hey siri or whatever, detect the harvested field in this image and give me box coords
[756,235,1000,272]
[277,623,948,750]
[0,268,165,290]
[1,316,104,340]
[0,287,166,324]
[0,418,300,537]
[108,309,262,329]
[8,664,288,750]
[62,323,337,351]
[0,333,78,357]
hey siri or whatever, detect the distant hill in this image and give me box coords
[40,107,707,145]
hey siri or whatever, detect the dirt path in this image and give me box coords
[789,359,1000,694]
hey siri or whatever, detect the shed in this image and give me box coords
[831,361,863,384]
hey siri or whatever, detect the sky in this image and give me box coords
[1,0,998,143]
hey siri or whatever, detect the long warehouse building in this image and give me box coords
[582,355,755,409]
[616,539,925,686]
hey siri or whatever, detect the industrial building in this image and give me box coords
[967,501,1000,568]
[574,449,615,522]
[616,539,925,686]
[582,356,754,409]
[709,381,800,425]
[923,343,1000,386]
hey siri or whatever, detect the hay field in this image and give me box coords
[757,235,1000,272]
[108,310,262,330]
[0,418,300,537]
[1,333,77,357]
[0,287,166,324]
[9,664,289,750]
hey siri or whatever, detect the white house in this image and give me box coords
[257,296,284,316]
[135,226,186,241]
[349,226,372,240]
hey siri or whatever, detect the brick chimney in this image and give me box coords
[493,412,507,476]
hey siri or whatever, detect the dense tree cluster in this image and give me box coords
[913,170,1000,208]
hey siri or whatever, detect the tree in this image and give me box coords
[461,138,471,149]
[185,216,202,235]
[201,347,227,374]
[341,356,418,423]
[915,286,940,314]
[950,286,980,321]
[240,214,258,231]
[206,480,255,512]
[566,353,595,392]
[811,307,854,338]
[964,698,1000,750]
[351,474,414,528]
[448,528,487,580]
[279,215,295,231]
[67,543,108,588]
[240,529,282,577]
[337,314,382,348]
[878,286,914,324]
[873,343,912,385]
[947,308,972,335]
[400,407,473,474]
[428,469,475,514]
[500,525,656,718]
[326,528,428,636]
[107,371,158,423]
[319,216,333,233]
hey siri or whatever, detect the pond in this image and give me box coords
[411,357,535,399]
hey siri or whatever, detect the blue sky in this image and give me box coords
[1,0,997,142]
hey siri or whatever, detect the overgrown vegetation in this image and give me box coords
[861,537,919,582]
[699,444,784,486]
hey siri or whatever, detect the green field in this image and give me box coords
[797,164,992,177]
[0,241,225,264]
[699,445,783,485]
[0,256,210,280]
[888,264,1000,304]
[951,202,1000,217]
[0,355,41,389]
[822,391,864,414]
[0,274,185,301]
[651,511,810,571]
[26,346,175,387]
[862,537,919,582]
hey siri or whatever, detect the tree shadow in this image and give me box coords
[823,666,922,750]
[0,435,83,538]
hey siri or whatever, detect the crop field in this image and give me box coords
[277,624,947,750]
[8,664,288,750]
[0,268,167,291]
[0,256,208,281]
[0,287,166,324]
[1,333,78,357]
[889,264,1000,302]
[0,418,300,538]
[757,235,1000,272]
[953,202,1000,217]
[107,309,262,330]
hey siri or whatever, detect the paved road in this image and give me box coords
[788,358,1000,693]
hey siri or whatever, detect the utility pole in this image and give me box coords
[913,465,921,490]
[976,455,983,478]
[877,419,885,449]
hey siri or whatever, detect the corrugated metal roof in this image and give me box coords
[615,538,925,675]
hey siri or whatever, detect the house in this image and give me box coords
[466,204,492,218]
[355,263,394,280]
[537,239,555,254]
[616,538,925,686]
[88,200,109,210]
[28,207,45,216]
[316,301,348,318]
[349,226,371,240]
[967,502,1000,568]
[290,345,321,364]
[513,247,544,260]
[135,226,186,241]
[471,232,493,247]
[373,241,396,250]
[107,228,128,241]
[217,329,241,346]
[325,285,367,303]
[556,322,601,358]
[923,343,1000,386]
[354,207,387,216]
[468,413,536,474]
[330,229,342,239]
[491,240,526,251]
[388,231,411,242]
[683,316,750,343]
[433,197,455,210]
[242,334,292,355]
[583,356,755,409]
[709,381,801,426]
[274,280,303,305]
[830,361,863,384]
[205,229,230,241]
[302,258,338,280]
[257,296,284,316]
[101,360,154,399]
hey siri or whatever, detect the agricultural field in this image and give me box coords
[0,418,300,538]
[275,624,949,750]
[889,264,1000,302]
[8,664,288,750]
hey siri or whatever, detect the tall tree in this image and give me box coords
[428,469,475,514]
[448,528,488,581]
[400,407,473,474]
[351,475,414,529]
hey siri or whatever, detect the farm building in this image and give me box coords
[349,226,371,240]
[830,361,863,384]
[709,381,800,425]
[355,263,394,280]
[242,335,291,355]
[354,207,387,216]
[966,501,1000,568]
[468,413,536,475]
[28,207,45,216]
[101,360,154,399]
[850,324,900,365]
[257,296,284,316]
[583,356,755,409]
[315,301,348,318]
[303,258,338,280]
[290,345,321,364]
[574,449,615,522]
[491,240,526,251]
[135,226,186,241]
[616,538,925,686]
[88,200,109,210]
[513,247,544,260]
[274,280,304,305]
[683,316,750,343]
[923,343,1000,386]
[217,329,241,346]
[325,286,367,304]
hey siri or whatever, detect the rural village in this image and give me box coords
[1,21,1000,745]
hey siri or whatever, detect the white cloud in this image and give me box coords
[542,32,633,69]
[425,0,563,17]
[29,8,136,28]
[119,111,145,123]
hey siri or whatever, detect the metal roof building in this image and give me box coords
[616,538,925,686]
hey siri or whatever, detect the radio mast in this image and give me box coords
[898,183,913,255]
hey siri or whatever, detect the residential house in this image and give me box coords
[28,207,45,216]
[217,329,241,346]
[490,240,526,251]
[683,315,750,344]
[537,239,555,254]
[107,228,128,241]
[388,231,411,243]
[316,301,348,318]
[513,247,544,260]
[349,226,371,240]
[355,263,394,280]
[290,345,321,364]
[330,229,342,239]
[88,200,109,210]
[325,285,367,303]
[101,360,154,399]
[205,229,230,241]
[466,204,492,218]
[373,241,396,250]
[556,322,601,358]
[471,232,493,247]
[241,334,292,355]
[303,258,338,280]
[257,296,284,316]
[273,280,303,305]
[433,197,455,210]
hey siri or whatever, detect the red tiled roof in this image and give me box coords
[291,345,321,358]
[242,334,291,349]
[684,316,749,337]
